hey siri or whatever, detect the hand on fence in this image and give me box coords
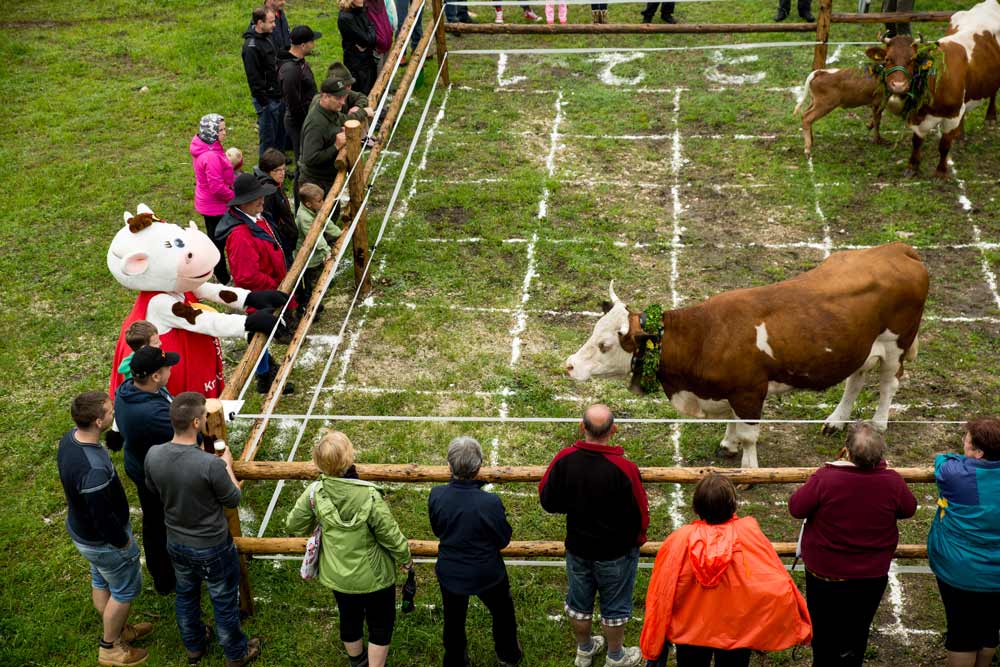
[336,131,347,150]
[245,290,289,310]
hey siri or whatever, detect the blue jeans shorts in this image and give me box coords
[73,526,143,603]
[565,547,640,627]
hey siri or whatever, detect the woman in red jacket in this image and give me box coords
[789,422,917,666]
[641,474,812,667]
[214,173,297,394]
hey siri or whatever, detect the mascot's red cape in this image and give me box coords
[107,203,265,398]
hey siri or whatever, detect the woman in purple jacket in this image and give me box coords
[788,422,917,667]
[189,113,235,284]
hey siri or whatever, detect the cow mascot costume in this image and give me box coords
[108,203,289,398]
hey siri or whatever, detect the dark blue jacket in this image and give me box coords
[114,380,173,483]
[428,479,512,595]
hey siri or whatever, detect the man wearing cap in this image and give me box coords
[278,25,322,164]
[242,6,286,158]
[114,345,181,595]
[326,62,374,125]
[214,173,297,394]
[299,76,374,193]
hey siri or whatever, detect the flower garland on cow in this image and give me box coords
[107,203,290,398]
[629,304,664,394]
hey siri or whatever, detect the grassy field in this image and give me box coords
[4,0,1000,665]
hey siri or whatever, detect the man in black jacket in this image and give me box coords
[242,7,286,158]
[58,391,153,667]
[114,346,180,595]
[539,404,648,667]
[278,25,322,163]
[248,0,291,51]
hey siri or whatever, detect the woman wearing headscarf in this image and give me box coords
[190,113,235,284]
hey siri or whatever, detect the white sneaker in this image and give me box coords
[575,635,606,667]
[603,646,643,667]
[494,8,504,22]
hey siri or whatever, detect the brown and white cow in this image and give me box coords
[866,0,1000,177]
[794,67,885,156]
[564,243,929,468]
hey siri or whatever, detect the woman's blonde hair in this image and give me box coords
[338,0,355,10]
[313,430,355,476]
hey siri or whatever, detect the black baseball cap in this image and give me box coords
[291,25,322,45]
[130,346,180,378]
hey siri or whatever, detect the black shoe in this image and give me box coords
[800,12,815,20]
[256,370,295,395]
[773,9,788,20]
[641,13,653,22]
[661,13,677,22]
[458,15,476,22]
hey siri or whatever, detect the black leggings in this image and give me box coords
[806,570,888,666]
[675,645,751,667]
[333,585,397,645]
[202,214,230,285]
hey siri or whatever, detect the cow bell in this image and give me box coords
[886,94,906,116]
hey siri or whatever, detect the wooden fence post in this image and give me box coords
[432,0,450,85]
[344,119,371,298]
[204,399,255,617]
[813,0,833,69]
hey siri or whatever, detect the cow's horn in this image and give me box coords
[609,280,621,304]
[915,33,924,44]
[883,34,892,44]
[123,211,133,226]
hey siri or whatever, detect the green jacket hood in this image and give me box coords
[316,476,381,529]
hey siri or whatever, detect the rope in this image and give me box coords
[236,413,967,425]
[234,0,428,402]
[254,34,452,538]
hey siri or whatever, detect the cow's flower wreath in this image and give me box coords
[638,303,664,394]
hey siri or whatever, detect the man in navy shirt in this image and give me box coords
[58,390,153,667]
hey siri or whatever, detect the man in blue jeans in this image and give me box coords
[145,392,261,667]
[58,390,153,667]
[539,404,649,667]
[242,6,287,158]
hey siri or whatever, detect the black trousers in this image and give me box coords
[776,0,812,17]
[806,570,888,667]
[642,2,675,18]
[675,645,752,667]
[881,0,914,36]
[202,214,230,285]
[333,584,397,645]
[126,468,176,594]
[441,576,522,667]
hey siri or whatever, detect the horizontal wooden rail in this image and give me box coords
[830,10,953,23]
[235,537,928,559]
[446,21,817,33]
[233,461,935,484]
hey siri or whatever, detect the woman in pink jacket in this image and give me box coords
[190,113,235,284]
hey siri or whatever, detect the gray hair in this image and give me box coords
[447,436,483,480]
[845,421,885,468]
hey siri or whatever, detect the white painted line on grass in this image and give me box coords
[949,161,1000,312]
[496,52,527,88]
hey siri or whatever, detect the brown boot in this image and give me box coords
[225,637,261,667]
[121,622,153,643]
[600,9,609,22]
[98,639,149,666]
[591,9,600,22]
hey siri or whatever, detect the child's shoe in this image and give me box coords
[545,4,554,23]
[523,7,541,21]
[494,7,504,22]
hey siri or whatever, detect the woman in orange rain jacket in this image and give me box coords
[640,474,812,667]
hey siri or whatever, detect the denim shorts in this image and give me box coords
[565,547,640,626]
[73,526,143,603]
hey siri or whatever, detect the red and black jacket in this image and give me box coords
[539,440,649,561]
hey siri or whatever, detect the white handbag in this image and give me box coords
[300,482,323,581]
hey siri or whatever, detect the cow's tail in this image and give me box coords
[793,71,818,116]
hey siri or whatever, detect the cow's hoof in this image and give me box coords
[821,421,846,436]
[874,137,890,146]
[903,167,920,178]
[932,170,949,180]
[986,118,997,129]
[718,447,740,459]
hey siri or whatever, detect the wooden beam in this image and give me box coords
[232,461,936,484]
[813,0,833,69]
[432,0,450,85]
[446,21,818,33]
[344,119,372,298]
[234,536,929,559]
[830,10,953,23]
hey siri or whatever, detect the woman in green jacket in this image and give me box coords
[287,431,412,667]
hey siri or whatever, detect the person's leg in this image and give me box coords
[774,0,791,20]
[661,1,675,18]
[441,584,472,667]
[674,645,712,667]
[603,624,626,656]
[364,585,397,667]
[334,590,368,661]
[797,0,814,20]
[715,648,752,667]
[203,214,230,284]
[938,577,986,667]
[565,552,599,646]
[641,2,657,20]
[893,0,913,34]
[202,541,250,662]
[479,576,522,664]
[127,469,175,594]
[594,547,639,658]
[805,570,841,666]
[843,576,888,665]
[167,542,210,655]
